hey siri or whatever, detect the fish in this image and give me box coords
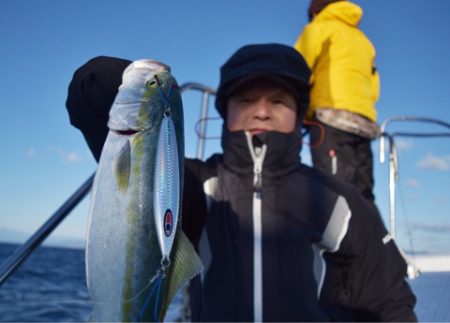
[85,59,203,322]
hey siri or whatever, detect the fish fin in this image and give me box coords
[114,140,131,192]
[159,231,203,321]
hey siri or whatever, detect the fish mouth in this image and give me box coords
[113,129,140,136]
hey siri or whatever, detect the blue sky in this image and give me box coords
[1,0,449,253]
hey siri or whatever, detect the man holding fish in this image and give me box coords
[66,43,416,321]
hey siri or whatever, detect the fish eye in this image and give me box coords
[146,79,158,88]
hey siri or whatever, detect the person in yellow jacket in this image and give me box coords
[294,0,380,201]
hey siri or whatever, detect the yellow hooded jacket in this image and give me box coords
[294,1,379,122]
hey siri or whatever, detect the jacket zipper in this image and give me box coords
[245,133,267,322]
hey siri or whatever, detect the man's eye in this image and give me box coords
[240,97,254,103]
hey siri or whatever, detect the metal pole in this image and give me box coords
[196,92,210,160]
[380,115,450,132]
[379,116,450,237]
[180,82,216,161]
[388,138,396,239]
[380,115,450,164]
[0,173,95,286]
[379,134,386,164]
[385,135,400,239]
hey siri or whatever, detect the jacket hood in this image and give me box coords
[221,127,302,177]
[315,1,363,26]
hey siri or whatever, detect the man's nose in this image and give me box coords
[252,100,271,119]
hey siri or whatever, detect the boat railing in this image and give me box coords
[378,116,450,279]
[0,83,216,287]
[180,83,217,160]
[378,115,450,240]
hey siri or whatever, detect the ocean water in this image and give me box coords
[0,242,184,322]
[1,242,449,322]
[0,242,91,322]
[408,271,450,322]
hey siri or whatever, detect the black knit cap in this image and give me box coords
[215,43,311,121]
[66,56,131,161]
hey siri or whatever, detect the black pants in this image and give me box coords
[309,120,375,201]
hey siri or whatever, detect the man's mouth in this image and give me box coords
[248,128,269,135]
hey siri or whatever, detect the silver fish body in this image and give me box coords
[86,59,202,322]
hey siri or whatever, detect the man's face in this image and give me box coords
[226,78,298,136]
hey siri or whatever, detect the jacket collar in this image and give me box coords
[221,126,302,177]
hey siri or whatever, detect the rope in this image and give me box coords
[398,180,417,259]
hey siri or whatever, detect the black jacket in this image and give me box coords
[182,128,416,322]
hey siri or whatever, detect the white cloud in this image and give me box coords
[417,153,450,171]
[433,196,450,206]
[64,151,82,162]
[26,147,37,158]
[405,178,420,188]
[49,146,82,163]
[412,222,450,233]
[395,138,414,152]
